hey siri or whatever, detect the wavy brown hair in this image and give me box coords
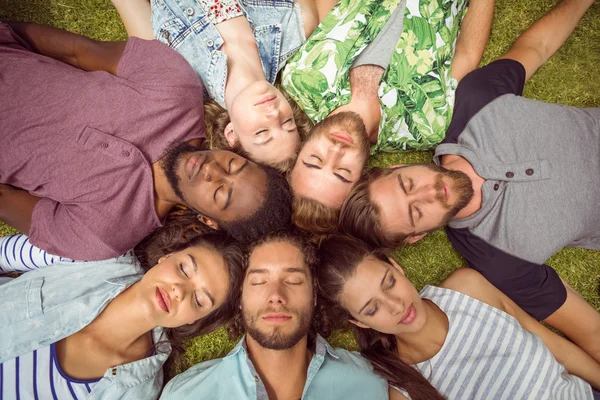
[203,87,313,172]
[289,193,340,236]
[316,235,444,400]
[340,168,409,250]
[226,229,327,347]
[134,214,244,381]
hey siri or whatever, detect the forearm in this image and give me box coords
[0,234,63,272]
[8,22,126,74]
[451,0,495,82]
[502,0,594,80]
[0,185,41,236]
[111,0,154,39]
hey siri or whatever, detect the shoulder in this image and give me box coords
[162,357,230,398]
[439,268,505,311]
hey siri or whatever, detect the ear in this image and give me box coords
[387,164,406,169]
[158,253,171,264]
[223,123,238,148]
[197,215,220,231]
[406,233,427,244]
[348,319,371,329]
[387,257,405,276]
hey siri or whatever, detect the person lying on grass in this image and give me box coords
[0,22,293,261]
[340,0,600,363]
[160,230,404,400]
[317,235,600,400]
[111,0,337,170]
[0,232,243,399]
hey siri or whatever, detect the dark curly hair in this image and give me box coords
[226,229,327,347]
[316,235,444,400]
[135,230,244,381]
[218,165,293,244]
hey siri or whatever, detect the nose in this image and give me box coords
[266,282,288,306]
[325,142,345,163]
[386,298,405,316]
[171,281,188,302]
[412,184,437,203]
[202,160,226,182]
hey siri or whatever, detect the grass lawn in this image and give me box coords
[1,0,599,368]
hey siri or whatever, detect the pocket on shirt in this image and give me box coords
[0,277,44,326]
[151,0,188,48]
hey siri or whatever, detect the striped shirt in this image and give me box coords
[0,234,71,273]
[0,342,99,400]
[415,285,592,400]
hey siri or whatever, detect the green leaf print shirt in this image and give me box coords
[281,0,468,152]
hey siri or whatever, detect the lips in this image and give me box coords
[442,182,450,203]
[262,313,292,323]
[398,304,416,325]
[156,287,170,313]
[329,131,354,145]
[186,153,204,180]
[255,94,276,107]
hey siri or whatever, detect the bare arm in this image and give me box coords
[442,269,600,389]
[451,0,495,82]
[0,185,42,236]
[8,22,126,75]
[111,0,154,39]
[388,386,409,400]
[499,0,594,82]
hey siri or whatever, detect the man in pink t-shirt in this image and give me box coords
[0,22,291,260]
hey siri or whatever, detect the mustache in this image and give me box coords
[258,305,294,316]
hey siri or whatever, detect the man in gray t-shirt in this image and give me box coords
[340,0,600,364]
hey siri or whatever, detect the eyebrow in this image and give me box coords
[358,269,390,315]
[188,254,197,273]
[398,174,414,228]
[222,160,248,210]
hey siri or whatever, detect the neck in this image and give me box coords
[151,162,180,219]
[394,300,448,364]
[223,44,269,111]
[84,283,156,354]
[246,335,313,400]
[441,154,485,220]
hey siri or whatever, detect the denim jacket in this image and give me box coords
[151,0,306,108]
[0,255,171,400]
[161,334,389,399]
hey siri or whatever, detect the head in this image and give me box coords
[288,111,370,233]
[316,235,443,400]
[228,230,318,350]
[205,82,313,170]
[160,143,292,243]
[340,163,474,249]
[136,232,244,373]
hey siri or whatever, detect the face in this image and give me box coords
[370,164,473,237]
[290,112,370,209]
[161,144,268,223]
[227,81,300,166]
[340,256,426,335]
[241,240,314,350]
[136,245,230,328]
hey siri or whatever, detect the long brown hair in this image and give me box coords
[134,216,244,381]
[316,235,444,400]
[203,87,314,172]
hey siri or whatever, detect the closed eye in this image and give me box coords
[194,292,202,308]
[366,303,379,317]
[255,129,268,135]
[179,263,188,278]
[386,276,396,291]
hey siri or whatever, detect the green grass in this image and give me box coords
[1,0,599,368]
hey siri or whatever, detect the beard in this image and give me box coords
[242,303,313,350]
[420,163,474,227]
[309,111,370,166]
[159,142,199,202]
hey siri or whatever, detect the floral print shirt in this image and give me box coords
[281,0,469,152]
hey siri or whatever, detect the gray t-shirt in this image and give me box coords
[433,59,600,319]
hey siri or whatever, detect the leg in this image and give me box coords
[543,279,600,364]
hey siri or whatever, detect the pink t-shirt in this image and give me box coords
[0,24,206,260]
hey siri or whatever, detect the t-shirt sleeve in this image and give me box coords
[446,226,566,321]
[28,198,123,261]
[444,59,526,144]
[116,37,204,91]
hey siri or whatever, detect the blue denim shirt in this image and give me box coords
[0,255,170,399]
[151,0,306,108]
[161,334,389,399]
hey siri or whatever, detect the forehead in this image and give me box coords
[369,172,413,235]
[341,257,388,309]
[290,165,351,209]
[247,240,309,274]
[223,162,268,220]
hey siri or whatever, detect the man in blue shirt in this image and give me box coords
[161,231,394,399]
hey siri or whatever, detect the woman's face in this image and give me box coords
[339,257,427,335]
[136,244,230,328]
[227,81,300,166]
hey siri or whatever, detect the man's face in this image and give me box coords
[241,240,314,350]
[290,112,370,209]
[227,81,300,166]
[161,144,268,223]
[370,164,474,237]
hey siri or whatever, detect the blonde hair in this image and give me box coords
[290,194,340,235]
[203,87,313,172]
